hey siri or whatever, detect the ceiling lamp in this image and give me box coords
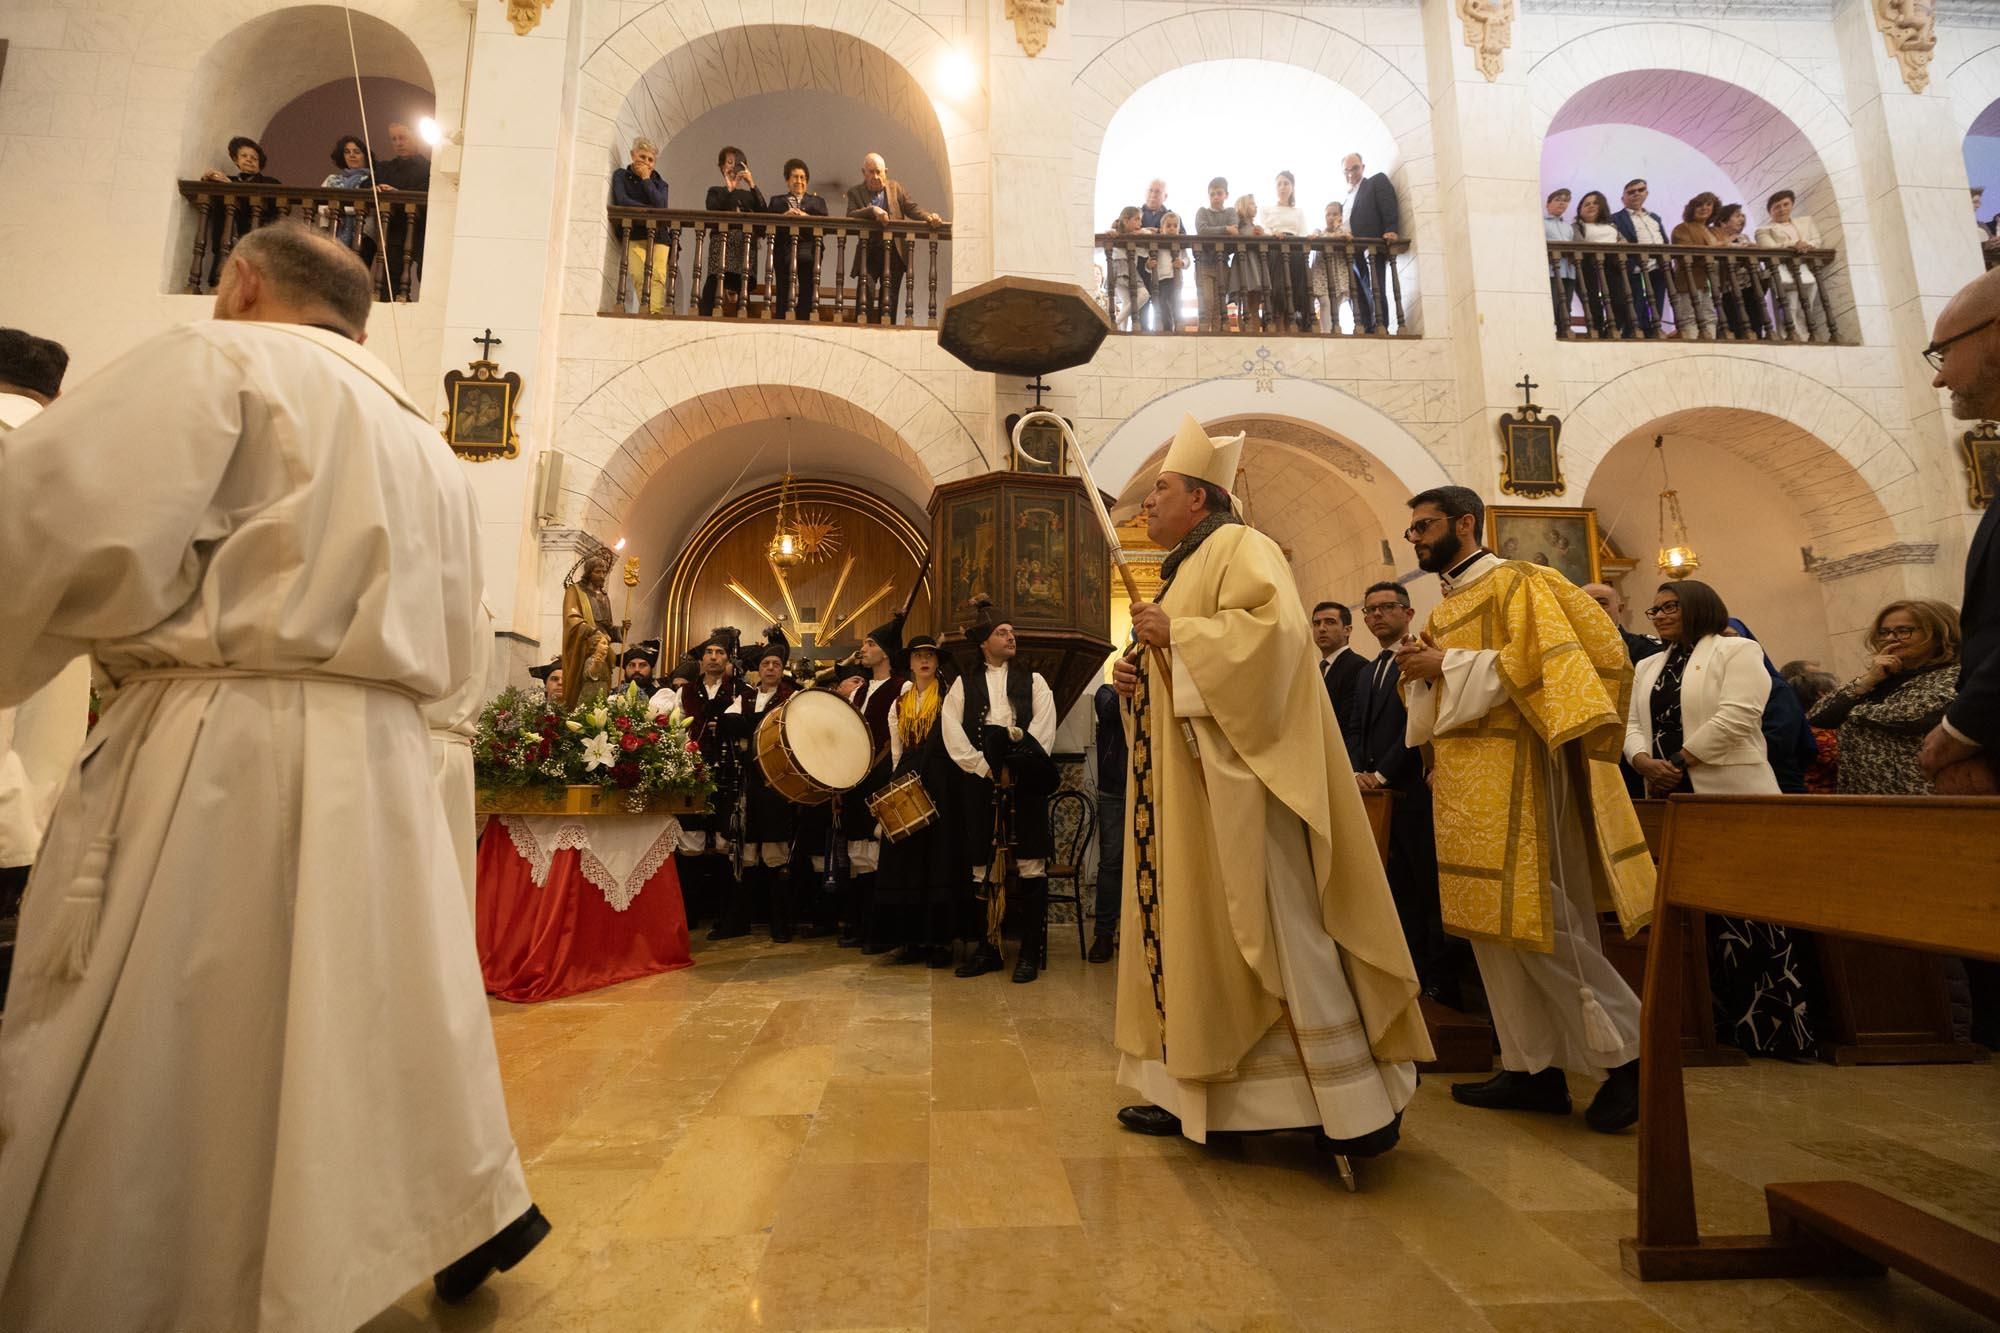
[768,417,805,568]
[1653,434,1700,579]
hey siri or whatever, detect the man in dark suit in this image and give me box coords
[768,157,829,320]
[1584,581,1664,799]
[1920,270,2000,1046]
[1311,600,1365,725]
[1608,178,1672,338]
[845,152,945,325]
[1341,153,1400,333]
[1343,582,1461,1005]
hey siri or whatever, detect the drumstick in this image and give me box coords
[825,578,897,641]
[1010,410,1197,760]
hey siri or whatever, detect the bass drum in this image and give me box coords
[755,689,871,805]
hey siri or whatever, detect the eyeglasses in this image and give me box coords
[1403,516,1445,541]
[1643,602,1681,619]
[1876,625,1922,640]
[1362,602,1407,615]
[1923,316,2000,371]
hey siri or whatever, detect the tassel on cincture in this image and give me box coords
[30,837,112,982]
[1579,984,1625,1054]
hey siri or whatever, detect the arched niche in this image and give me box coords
[258,77,435,188]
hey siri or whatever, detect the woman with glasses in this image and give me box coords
[1806,600,1962,795]
[1624,580,1779,798]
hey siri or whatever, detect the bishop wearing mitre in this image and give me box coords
[1111,416,1431,1160]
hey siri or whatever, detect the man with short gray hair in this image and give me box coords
[0,221,543,1325]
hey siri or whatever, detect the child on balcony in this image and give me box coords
[1310,201,1353,334]
[1147,212,1189,333]
[1231,194,1270,334]
[1193,177,1236,334]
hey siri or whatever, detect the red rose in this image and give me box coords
[620,733,641,752]
[643,730,661,744]
[685,739,701,754]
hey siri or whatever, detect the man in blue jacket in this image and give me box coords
[1341,154,1400,334]
[1608,178,1672,338]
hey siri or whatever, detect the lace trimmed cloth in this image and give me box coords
[499,814,683,912]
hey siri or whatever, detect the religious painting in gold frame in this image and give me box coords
[1010,492,1069,622]
[1006,412,1071,475]
[1497,403,1565,498]
[1488,505,1599,587]
[944,495,996,616]
[442,359,521,461]
[1962,422,2000,509]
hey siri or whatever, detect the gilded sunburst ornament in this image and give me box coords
[793,508,843,563]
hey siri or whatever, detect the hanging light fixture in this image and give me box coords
[768,418,805,568]
[1653,434,1700,579]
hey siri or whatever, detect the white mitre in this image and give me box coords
[1158,414,1245,491]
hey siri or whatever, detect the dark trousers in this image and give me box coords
[858,258,908,324]
[699,271,747,316]
[1273,251,1312,331]
[1093,788,1125,937]
[0,862,26,1014]
[1622,262,1672,337]
[1349,247,1392,332]
[773,240,817,320]
[381,214,426,300]
[1386,797,1462,999]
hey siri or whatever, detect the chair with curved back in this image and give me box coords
[1043,788,1096,962]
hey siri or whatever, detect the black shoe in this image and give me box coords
[1584,1059,1640,1133]
[954,942,1004,977]
[1011,954,1040,984]
[769,923,793,944]
[1450,1068,1571,1115]
[1116,1104,1182,1136]
[860,939,892,956]
[836,933,863,949]
[892,944,929,965]
[1313,1110,1402,1159]
[705,924,749,941]
[926,945,955,969]
[1087,933,1116,964]
[434,1204,552,1304]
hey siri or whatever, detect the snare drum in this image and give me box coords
[755,690,871,805]
[866,771,938,842]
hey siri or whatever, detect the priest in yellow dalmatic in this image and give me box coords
[1111,417,1431,1163]
[1396,485,1653,1133]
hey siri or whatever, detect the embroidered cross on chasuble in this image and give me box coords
[1421,560,1655,951]
[1128,651,1169,1057]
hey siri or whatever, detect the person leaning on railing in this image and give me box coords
[1754,189,1831,342]
[197,136,280,291]
[1265,171,1312,334]
[843,152,943,326]
[1148,212,1189,333]
[1667,191,1725,341]
[767,158,829,322]
[702,144,765,317]
[1572,190,1623,339]
[1713,202,1771,340]
[1309,200,1352,334]
[1609,178,1671,338]
[1543,188,1577,336]
[1193,176,1236,334]
[610,137,670,314]
[1104,207,1149,330]
[320,135,375,260]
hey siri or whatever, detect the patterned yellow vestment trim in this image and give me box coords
[1423,561,1655,951]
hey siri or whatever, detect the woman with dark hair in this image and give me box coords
[701,143,765,316]
[1624,580,1776,797]
[1667,191,1724,340]
[1781,660,1840,792]
[1571,190,1624,338]
[198,136,281,288]
[320,135,374,253]
[1712,202,1770,339]
[1264,170,1312,333]
[1807,599,1962,795]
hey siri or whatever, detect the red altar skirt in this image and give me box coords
[475,814,693,1002]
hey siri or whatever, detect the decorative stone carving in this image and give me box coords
[505,0,553,37]
[1457,0,1517,81]
[1801,541,1939,582]
[1873,0,1937,94]
[1004,0,1063,57]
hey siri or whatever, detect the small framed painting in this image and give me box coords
[1489,505,1600,587]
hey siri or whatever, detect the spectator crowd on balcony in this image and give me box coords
[607,141,947,324]
[187,125,432,298]
[1101,157,1404,336]
[1542,177,1834,342]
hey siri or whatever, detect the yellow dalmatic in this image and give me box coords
[1421,560,1654,950]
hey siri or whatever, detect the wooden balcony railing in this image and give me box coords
[1096,233,1415,336]
[178,180,427,300]
[607,206,952,326]
[1545,240,1842,344]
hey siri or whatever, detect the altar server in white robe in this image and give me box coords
[429,604,496,919]
[0,225,543,1332]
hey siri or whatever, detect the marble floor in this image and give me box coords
[363,936,2000,1332]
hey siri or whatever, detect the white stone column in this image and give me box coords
[1417,0,1552,500]
[437,0,585,635]
[1834,0,1986,582]
[985,13,1076,283]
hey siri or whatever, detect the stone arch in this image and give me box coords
[573,1,989,296]
[1530,26,1864,337]
[1069,11,1435,318]
[1561,356,1918,553]
[556,330,984,534]
[1948,41,2000,140]
[1088,378,1452,552]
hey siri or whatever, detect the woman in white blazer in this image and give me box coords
[1625,580,1779,796]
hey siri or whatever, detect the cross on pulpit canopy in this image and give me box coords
[475,328,503,359]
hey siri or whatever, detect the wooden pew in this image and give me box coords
[1623,793,2000,1322]
[1619,800,1747,1068]
[1357,788,1495,1074]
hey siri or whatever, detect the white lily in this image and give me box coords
[565,719,584,733]
[585,707,610,730]
[581,732,617,770]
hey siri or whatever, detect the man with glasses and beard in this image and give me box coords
[1396,486,1653,1134]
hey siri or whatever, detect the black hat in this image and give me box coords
[0,327,69,401]
[746,624,790,670]
[904,634,940,657]
[622,641,660,670]
[964,595,1008,648]
[863,610,907,658]
[526,658,561,683]
[689,626,739,660]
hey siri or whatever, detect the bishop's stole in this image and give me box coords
[1113,522,1431,1078]
[1422,560,1654,950]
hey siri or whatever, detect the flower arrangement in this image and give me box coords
[473,684,713,811]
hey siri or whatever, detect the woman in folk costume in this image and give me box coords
[722,628,800,941]
[1398,485,1652,1132]
[558,550,623,710]
[1110,416,1430,1162]
[876,636,968,968]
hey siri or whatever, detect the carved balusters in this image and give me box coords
[927,233,940,326]
[186,192,215,293]
[398,202,420,302]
